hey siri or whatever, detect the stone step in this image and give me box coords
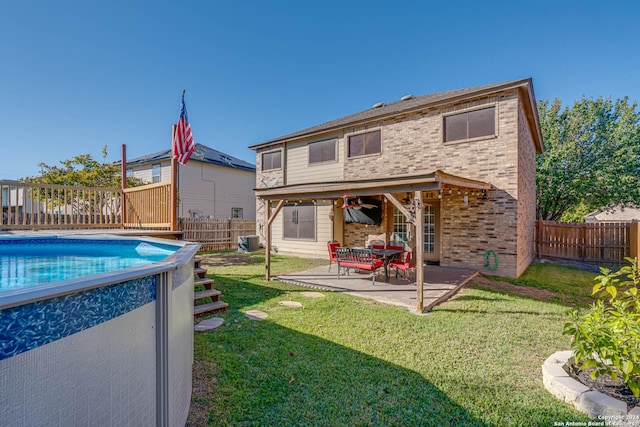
[194,277,214,290]
[194,289,221,301]
[194,267,208,278]
[194,300,228,315]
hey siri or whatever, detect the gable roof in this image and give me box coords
[124,143,255,172]
[249,78,543,153]
[584,205,640,222]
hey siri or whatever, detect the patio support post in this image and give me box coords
[414,190,424,312]
[265,200,284,281]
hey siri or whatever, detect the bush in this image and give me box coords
[564,257,640,397]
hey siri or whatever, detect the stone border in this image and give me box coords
[543,351,640,426]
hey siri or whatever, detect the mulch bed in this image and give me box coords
[564,362,640,410]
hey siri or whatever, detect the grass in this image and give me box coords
[189,253,597,426]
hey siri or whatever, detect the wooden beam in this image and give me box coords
[414,190,424,313]
[265,200,285,281]
[383,193,412,220]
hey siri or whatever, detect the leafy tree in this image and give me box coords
[23,146,143,216]
[24,146,142,188]
[536,97,640,221]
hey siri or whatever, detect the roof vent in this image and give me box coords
[400,94,414,101]
[372,102,385,108]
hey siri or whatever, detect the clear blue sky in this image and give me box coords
[1,0,638,179]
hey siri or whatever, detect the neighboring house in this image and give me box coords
[584,205,640,223]
[125,143,256,220]
[250,78,543,278]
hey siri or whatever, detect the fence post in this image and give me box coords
[630,221,640,264]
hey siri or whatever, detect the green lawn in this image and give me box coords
[189,253,597,426]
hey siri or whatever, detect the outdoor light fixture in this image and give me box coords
[463,192,469,205]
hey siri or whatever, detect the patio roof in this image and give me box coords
[255,170,491,201]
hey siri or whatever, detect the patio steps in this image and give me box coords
[193,258,228,315]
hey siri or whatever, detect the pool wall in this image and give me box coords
[0,235,198,427]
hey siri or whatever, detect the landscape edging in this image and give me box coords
[542,351,640,426]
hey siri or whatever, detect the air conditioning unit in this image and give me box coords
[238,235,260,253]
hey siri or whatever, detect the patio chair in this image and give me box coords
[327,241,341,272]
[388,250,417,281]
[386,242,405,262]
[369,239,385,259]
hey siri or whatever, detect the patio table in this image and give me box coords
[371,248,403,282]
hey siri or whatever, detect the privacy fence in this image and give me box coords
[536,220,640,265]
[179,218,257,251]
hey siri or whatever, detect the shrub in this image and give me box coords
[564,257,640,397]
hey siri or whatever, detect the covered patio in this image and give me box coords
[258,169,490,313]
[275,264,478,313]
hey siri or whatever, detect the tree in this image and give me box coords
[23,146,143,216]
[536,97,640,221]
[24,146,142,188]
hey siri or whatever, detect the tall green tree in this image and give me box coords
[537,97,640,221]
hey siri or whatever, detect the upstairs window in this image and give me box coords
[262,151,282,171]
[151,163,161,183]
[309,139,337,164]
[348,130,381,157]
[443,106,496,142]
[231,208,243,219]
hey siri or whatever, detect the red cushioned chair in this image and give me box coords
[327,241,341,272]
[388,250,417,282]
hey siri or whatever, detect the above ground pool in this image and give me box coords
[0,234,198,427]
[0,236,179,291]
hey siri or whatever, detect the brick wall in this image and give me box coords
[254,89,538,277]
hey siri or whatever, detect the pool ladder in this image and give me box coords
[193,258,228,315]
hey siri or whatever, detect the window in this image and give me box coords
[309,139,337,164]
[443,106,495,142]
[283,203,315,240]
[348,130,381,157]
[231,208,243,219]
[262,151,282,171]
[392,205,435,253]
[151,164,161,183]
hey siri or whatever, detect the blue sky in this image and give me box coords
[1,0,638,179]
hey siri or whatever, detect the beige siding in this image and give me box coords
[130,162,172,184]
[130,161,255,220]
[270,202,333,259]
[179,162,256,219]
[285,133,345,185]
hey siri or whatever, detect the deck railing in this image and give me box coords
[123,182,171,229]
[1,181,122,230]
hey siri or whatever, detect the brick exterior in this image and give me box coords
[254,88,539,277]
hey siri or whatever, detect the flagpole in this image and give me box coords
[171,125,178,232]
[121,144,127,229]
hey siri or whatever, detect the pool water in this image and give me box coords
[0,238,178,291]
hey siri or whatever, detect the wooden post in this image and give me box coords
[414,191,424,313]
[170,125,178,232]
[630,221,640,265]
[264,200,285,281]
[265,201,271,280]
[121,144,127,228]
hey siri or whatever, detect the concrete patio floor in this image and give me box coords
[275,264,478,313]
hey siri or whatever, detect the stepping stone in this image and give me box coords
[278,300,303,307]
[194,317,224,331]
[300,291,325,298]
[245,310,268,320]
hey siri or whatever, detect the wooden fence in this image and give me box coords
[536,220,640,265]
[180,218,257,251]
[123,182,171,229]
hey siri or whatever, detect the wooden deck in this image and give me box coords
[276,264,478,313]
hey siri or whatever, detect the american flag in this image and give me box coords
[172,91,195,165]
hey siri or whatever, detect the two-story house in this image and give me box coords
[250,78,543,278]
[125,143,256,220]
